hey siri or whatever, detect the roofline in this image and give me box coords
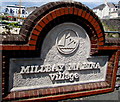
[7,5,25,8]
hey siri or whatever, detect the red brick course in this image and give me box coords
[69,8,73,14]
[74,8,79,15]
[32,30,40,36]
[64,8,69,14]
[78,9,83,16]
[35,25,42,31]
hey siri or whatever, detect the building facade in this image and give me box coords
[5,5,27,18]
[93,2,120,19]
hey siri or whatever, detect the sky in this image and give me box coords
[0,0,119,10]
[1,0,119,3]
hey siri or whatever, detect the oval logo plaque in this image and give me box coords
[57,29,79,54]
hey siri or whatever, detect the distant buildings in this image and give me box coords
[5,5,27,18]
[4,4,38,18]
[93,1,120,19]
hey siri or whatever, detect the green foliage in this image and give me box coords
[2,22,20,34]
[8,22,20,28]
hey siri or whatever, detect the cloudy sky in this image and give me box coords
[1,0,119,2]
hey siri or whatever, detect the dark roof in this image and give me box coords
[107,3,115,8]
[93,4,105,10]
[7,5,25,8]
[93,2,118,10]
[119,1,120,8]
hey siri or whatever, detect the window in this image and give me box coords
[109,8,111,11]
[10,9,13,13]
[5,8,9,12]
[22,10,25,14]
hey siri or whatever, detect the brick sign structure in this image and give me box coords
[1,1,120,101]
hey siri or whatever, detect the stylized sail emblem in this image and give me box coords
[57,29,79,54]
[58,34,66,46]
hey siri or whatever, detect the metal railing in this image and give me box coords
[104,31,120,34]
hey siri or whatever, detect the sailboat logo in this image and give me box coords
[57,29,79,54]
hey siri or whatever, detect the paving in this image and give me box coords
[83,90,120,100]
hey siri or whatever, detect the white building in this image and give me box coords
[5,5,27,18]
[93,2,120,19]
